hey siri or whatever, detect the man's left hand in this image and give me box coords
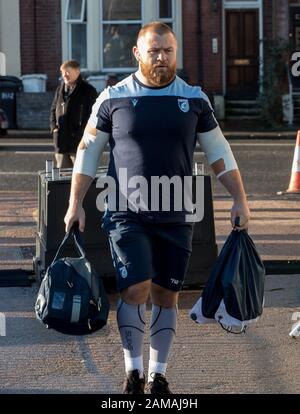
[231,199,250,230]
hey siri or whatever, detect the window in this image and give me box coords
[65,0,87,68]
[158,0,173,28]
[101,0,142,70]
[158,0,174,30]
[101,0,177,70]
[62,0,182,73]
[66,0,86,21]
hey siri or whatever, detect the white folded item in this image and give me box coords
[189,297,263,333]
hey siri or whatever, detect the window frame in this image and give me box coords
[68,23,88,70]
[65,0,86,23]
[63,0,88,70]
[62,0,182,73]
[100,0,144,72]
[157,0,174,23]
[223,0,259,7]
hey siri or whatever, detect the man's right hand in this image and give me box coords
[64,204,86,233]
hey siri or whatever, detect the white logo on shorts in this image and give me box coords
[120,266,128,278]
[170,278,180,285]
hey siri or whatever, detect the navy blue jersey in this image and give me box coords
[89,74,218,221]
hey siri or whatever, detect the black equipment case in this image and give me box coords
[34,166,218,288]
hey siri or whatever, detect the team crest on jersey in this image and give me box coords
[178,99,189,113]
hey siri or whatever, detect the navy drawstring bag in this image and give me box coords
[35,224,110,335]
[189,219,265,334]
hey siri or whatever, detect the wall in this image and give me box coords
[274,0,289,40]
[182,0,200,86]
[264,0,289,41]
[16,92,54,129]
[199,0,223,94]
[0,0,21,76]
[182,0,222,95]
[19,0,62,90]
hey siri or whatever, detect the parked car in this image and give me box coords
[0,108,8,136]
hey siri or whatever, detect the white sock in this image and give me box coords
[148,359,168,383]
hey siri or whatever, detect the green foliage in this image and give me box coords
[259,39,293,127]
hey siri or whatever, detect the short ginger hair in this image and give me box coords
[137,21,176,43]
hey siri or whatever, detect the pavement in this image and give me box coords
[0,190,300,394]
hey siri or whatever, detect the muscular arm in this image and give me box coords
[217,169,250,229]
[64,124,110,232]
[69,173,93,210]
[197,127,250,229]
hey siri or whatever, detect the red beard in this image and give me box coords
[140,61,176,86]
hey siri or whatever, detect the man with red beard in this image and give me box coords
[64,22,250,394]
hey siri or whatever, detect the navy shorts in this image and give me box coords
[101,211,194,292]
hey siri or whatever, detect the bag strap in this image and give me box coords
[234,217,240,227]
[218,321,247,335]
[50,223,85,266]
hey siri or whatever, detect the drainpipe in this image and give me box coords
[197,0,203,85]
[272,0,276,40]
[33,0,37,73]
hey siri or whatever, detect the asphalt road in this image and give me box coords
[0,138,300,396]
[0,138,296,196]
[1,137,299,262]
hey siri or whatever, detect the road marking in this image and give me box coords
[229,142,295,147]
[0,142,296,153]
[196,143,295,148]
[0,172,37,175]
[14,151,54,154]
[0,143,52,146]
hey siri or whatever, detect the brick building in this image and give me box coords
[1,0,299,127]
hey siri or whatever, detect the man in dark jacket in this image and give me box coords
[50,60,98,168]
